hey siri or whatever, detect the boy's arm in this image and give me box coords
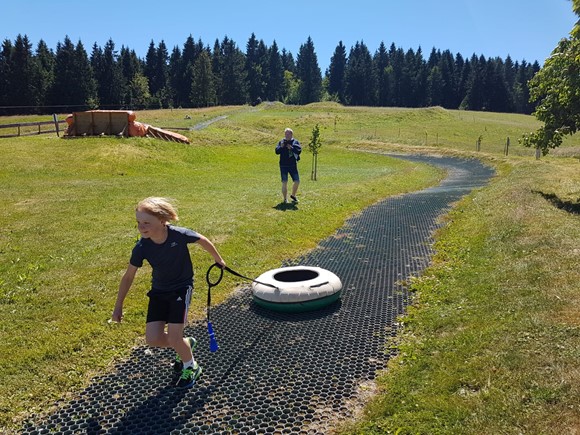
[196,235,226,267]
[112,264,138,322]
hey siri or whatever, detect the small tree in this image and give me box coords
[308,124,322,180]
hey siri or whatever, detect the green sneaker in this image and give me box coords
[172,337,197,373]
[176,362,202,388]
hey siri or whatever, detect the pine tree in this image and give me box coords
[412,46,428,107]
[452,53,465,108]
[399,48,416,107]
[144,40,169,107]
[457,55,471,108]
[211,39,223,104]
[218,37,248,105]
[119,46,142,107]
[35,40,55,110]
[74,40,98,109]
[0,39,13,113]
[513,60,537,114]
[439,50,456,108]
[246,33,265,103]
[155,41,170,107]
[176,35,196,106]
[49,36,97,111]
[257,39,269,101]
[9,34,41,112]
[373,42,389,106]
[266,41,285,101]
[128,73,150,108]
[281,49,296,73]
[427,66,444,106]
[327,41,347,103]
[92,39,123,108]
[388,44,405,106]
[168,45,182,107]
[119,46,141,82]
[484,58,510,112]
[345,41,376,106]
[296,37,322,104]
[190,50,216,107]
[461,54,486,110]
[144,40,157,98]
[427,47,440,69]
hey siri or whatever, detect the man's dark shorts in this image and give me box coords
[146,285,193,324]
[280,165,300,182]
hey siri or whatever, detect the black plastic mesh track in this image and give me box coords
[22,155,493,435]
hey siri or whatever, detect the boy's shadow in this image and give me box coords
[273,201,298,211]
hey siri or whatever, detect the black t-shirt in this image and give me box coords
[130,225,200,294]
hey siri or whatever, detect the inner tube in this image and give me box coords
[252,266,342,312]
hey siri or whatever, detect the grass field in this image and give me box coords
[1,103,579,433]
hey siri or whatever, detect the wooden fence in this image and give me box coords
[0,114,65,138]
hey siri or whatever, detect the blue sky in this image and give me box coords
[2,0,576,71]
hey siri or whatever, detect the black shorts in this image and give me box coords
[146,286,193,324]
[280,165,299,182]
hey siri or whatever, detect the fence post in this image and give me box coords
[53,114,60,137]
[476,135,482,152]
[505,137,510,156]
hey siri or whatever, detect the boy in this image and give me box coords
[112,197,225,388]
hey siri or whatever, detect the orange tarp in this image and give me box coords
[64,110,189,144]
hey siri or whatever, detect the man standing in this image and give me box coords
[275,128,302,203]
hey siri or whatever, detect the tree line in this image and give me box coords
[0,33,540,115]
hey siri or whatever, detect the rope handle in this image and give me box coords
[206,263,224,323]
[206,263,224,287]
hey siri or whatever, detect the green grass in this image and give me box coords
[342,159,580,434]
[0,107,441,430]
[1,104,579,433]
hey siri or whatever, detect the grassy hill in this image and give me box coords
[1,104,578,433]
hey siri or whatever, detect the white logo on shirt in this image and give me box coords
[170,242,178,248]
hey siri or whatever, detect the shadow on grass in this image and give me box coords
[273,202,299,211]
[534,191,580,215]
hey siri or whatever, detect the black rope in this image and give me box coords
[221,264,278,289]
[205,262,278,325]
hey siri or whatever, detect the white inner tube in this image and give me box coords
[252,266,342,304]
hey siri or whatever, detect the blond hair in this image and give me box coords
[136,197,179,223]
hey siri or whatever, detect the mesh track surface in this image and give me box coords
[22,155,493,435]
